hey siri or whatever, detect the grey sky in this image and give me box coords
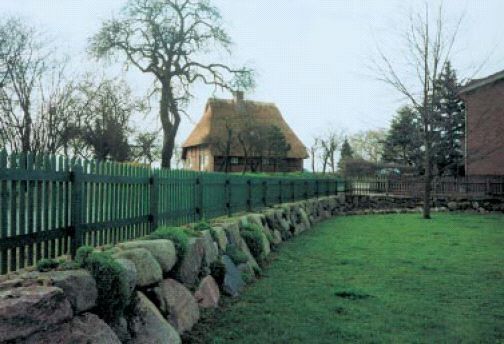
[1,0,503,167]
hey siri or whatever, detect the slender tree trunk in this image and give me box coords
[159,82,180,169]
[21,107,32,153]
[422,112,432,219]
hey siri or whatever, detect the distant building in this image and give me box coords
[182,92,308,172]
[459,69,504,175]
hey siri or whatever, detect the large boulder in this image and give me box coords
[24,312,121,344]
[117,239,177,274]
[221,255,245,297]
[211,226,228,252]
[114,248,162,287]
[0,286,73,342]
[151,279,200,334]
[200,230,219,267]
[194,276,220,308]
[177,237,205,286]
[222,221,260,272]
[447,201,458,211]
[129,292,181,344]
[114,258,138,297]
[44,269,97,313]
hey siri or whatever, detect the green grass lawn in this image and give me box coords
[185,213,504,344]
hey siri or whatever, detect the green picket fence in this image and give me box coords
[0,150,342,274]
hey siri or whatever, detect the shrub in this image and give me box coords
[79,251,130,323]
[193,220,213,232]
[75,246,94,266]
[146,227,190,262]
[36,258,60,272]
[209,260,226,287]
[58,260,80,271]
[241,270,255,284]
[225,245,248,265]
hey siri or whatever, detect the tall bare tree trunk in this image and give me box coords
[160,82,180,169]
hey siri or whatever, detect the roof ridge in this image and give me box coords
[207,97,277,107]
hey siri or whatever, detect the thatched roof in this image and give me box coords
[182,97,308,159]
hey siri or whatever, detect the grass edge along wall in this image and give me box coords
[0,150,341,274]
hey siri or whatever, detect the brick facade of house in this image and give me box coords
[460,73,504,175]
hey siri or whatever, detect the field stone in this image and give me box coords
[45,269,97,313]
[178,237,205,286]
[152,279,200,334]
[24,312,121,344]
[117,239,177,274]
[0,286,73,342]
[211,227,228,252]
[200,230,219,266]
[129,291,181,344]
[194,276,220,308]
[114,258,137,297]
[221,255,245,297]
[114,248,162,287]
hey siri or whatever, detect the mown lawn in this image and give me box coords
[185,213,504,344]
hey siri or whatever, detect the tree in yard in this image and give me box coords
[318,129,345,174]
[309,137,320,173]
[337,138,354,175]
[349,129,387,164]
[263,126,291,172]
[132,130,161,165]
[0,17,92,156]
[382,106,423,170]
[76,77,142,161]
[431,61,465,176]
[374,4,462,219]
[90,0,254,168]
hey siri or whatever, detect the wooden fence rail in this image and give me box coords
[0,150,342,274]
[345,176,504,198]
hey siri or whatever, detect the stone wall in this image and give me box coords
[1,194,502,343]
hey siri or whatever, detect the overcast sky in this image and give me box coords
[1,0,503,167]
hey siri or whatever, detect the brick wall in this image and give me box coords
[461,81,504,175]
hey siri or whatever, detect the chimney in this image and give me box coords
[233,90,244,103]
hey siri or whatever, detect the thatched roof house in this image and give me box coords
[182,92,307,172]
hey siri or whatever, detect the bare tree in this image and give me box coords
[374,4,461,219]
[309,137,320,173]
[319,128,345,174]
[349,129,387,164]
[90,0,253,168]
[132,130,161,165]
[0,17,51,153]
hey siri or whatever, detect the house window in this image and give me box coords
[230,157,239,165]
[200,154,208,170]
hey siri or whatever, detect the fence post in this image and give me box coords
[278,180,282,204]
[303,180,308,200]
[225,178,231,216]
[486,177,491,196]
[247,179,252,212]
[70,165,83,257]
[263,180,267,206]
[315,179,319,198]
[150,171,159,231]
[195,174,202,221]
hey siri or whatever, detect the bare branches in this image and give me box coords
[90,0,254,168]
[374,3,463,218]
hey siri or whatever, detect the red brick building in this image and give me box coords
[459,70,504,175]
[182,92,308,172]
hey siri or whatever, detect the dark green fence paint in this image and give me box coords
[0,150,341,274]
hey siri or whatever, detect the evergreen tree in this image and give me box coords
[382,106,423,171]
[432,62,465,176]
[337,138,354,175]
